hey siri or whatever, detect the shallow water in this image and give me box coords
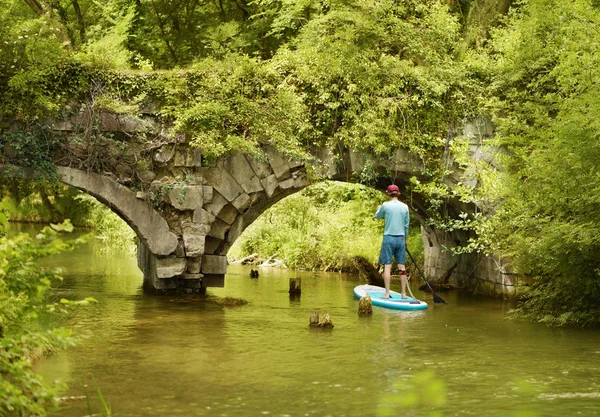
[32,236,600,417]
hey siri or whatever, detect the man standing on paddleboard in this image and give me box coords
[375,184,409,299]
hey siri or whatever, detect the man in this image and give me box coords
[375,184,409,299]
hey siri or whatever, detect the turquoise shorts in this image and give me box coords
[378,235,406,265]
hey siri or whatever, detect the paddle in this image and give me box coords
[406,248,446,304]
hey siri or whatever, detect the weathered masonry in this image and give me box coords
[46,110,520,295]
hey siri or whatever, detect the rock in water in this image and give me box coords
[358,296,373,315]
[217,297,248,307]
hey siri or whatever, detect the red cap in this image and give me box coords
[386,184,399,194]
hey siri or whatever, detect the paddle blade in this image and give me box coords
[433,293,446,304]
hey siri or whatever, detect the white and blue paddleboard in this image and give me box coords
[354,284,428,311]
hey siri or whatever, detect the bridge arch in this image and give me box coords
[21,110,514,295]
[57,166,178,256]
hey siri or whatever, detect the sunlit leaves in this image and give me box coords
[481,0,600,326]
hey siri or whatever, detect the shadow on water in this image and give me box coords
[28,235,600,417]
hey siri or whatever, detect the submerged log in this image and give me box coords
[260,254,288,268]
[351,256,384,287]
[216,297,249,307]
[289,278,301,296]
[231,253,260,265]
[358,296,373,316]
[250,269,259,278]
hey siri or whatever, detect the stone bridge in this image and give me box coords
[35,110,515,295]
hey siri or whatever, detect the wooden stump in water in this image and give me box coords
[289,278,301,296]
[309,310,320,327]
[358,296,373,316]
[250,269,259,278]
[319,313,334,329]
[309,310,334,329]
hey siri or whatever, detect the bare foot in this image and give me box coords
[382,294,392,299]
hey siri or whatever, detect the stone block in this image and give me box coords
[392,148,422,174]
[204,163,244,202]
[156,257,187,279]
[260,174,279,198]
[208,218,230,240]
[193,208,215,224]
[202,274,225,287]
[138,170,156,183]
[167,185,203,211]
[174,149,187,167]
[187,257,202,274]
[266,147,291,179]
[217,204,239,225]
[227,216,244,246]
[349,150,364,173]
[289,159,304,169]
[203,186,213,203]
[175,240,186,257]
[463,116,494,140]
[293,172,308,188]
[204,236,223,254]
[100,112,147,132]
[315,147,338,177]
[205,191,229,217]
[182,273,204,279]
[279,178,295,190]
[182,223,206,257]
[187,148,203,167]
[247,155,272,179]
[232,193,252,212]
[249,191,265,206]
[226,152,264,194]
[501,273,515,286]
[154,145,175,163]
[201,255,228,275]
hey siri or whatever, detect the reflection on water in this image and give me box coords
[32,236,600,417]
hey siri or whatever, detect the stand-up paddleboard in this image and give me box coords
[354,284,428,311]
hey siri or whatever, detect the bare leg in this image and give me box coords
[383,264,392,298]
[399,264,407,298]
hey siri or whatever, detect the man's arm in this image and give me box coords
[375,204,384,219]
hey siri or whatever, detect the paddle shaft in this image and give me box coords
[406,248,446,304]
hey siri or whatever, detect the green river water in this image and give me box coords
[30,235,600,417]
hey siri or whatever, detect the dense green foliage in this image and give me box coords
[0,0,477,173]
[2,0,600,331]
[229,182,387,270]
[474,0,600,326]
[0,221,94,416]
[229,181,424,272]
[1,186,136,253]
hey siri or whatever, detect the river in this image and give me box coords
[31,233,600,417]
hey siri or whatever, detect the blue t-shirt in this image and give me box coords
[375,200,409,236]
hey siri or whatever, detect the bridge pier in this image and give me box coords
[136,240,226,293]
[422,226,531,296]
[46,109,522,296]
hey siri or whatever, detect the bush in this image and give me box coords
[0,220,95,416]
